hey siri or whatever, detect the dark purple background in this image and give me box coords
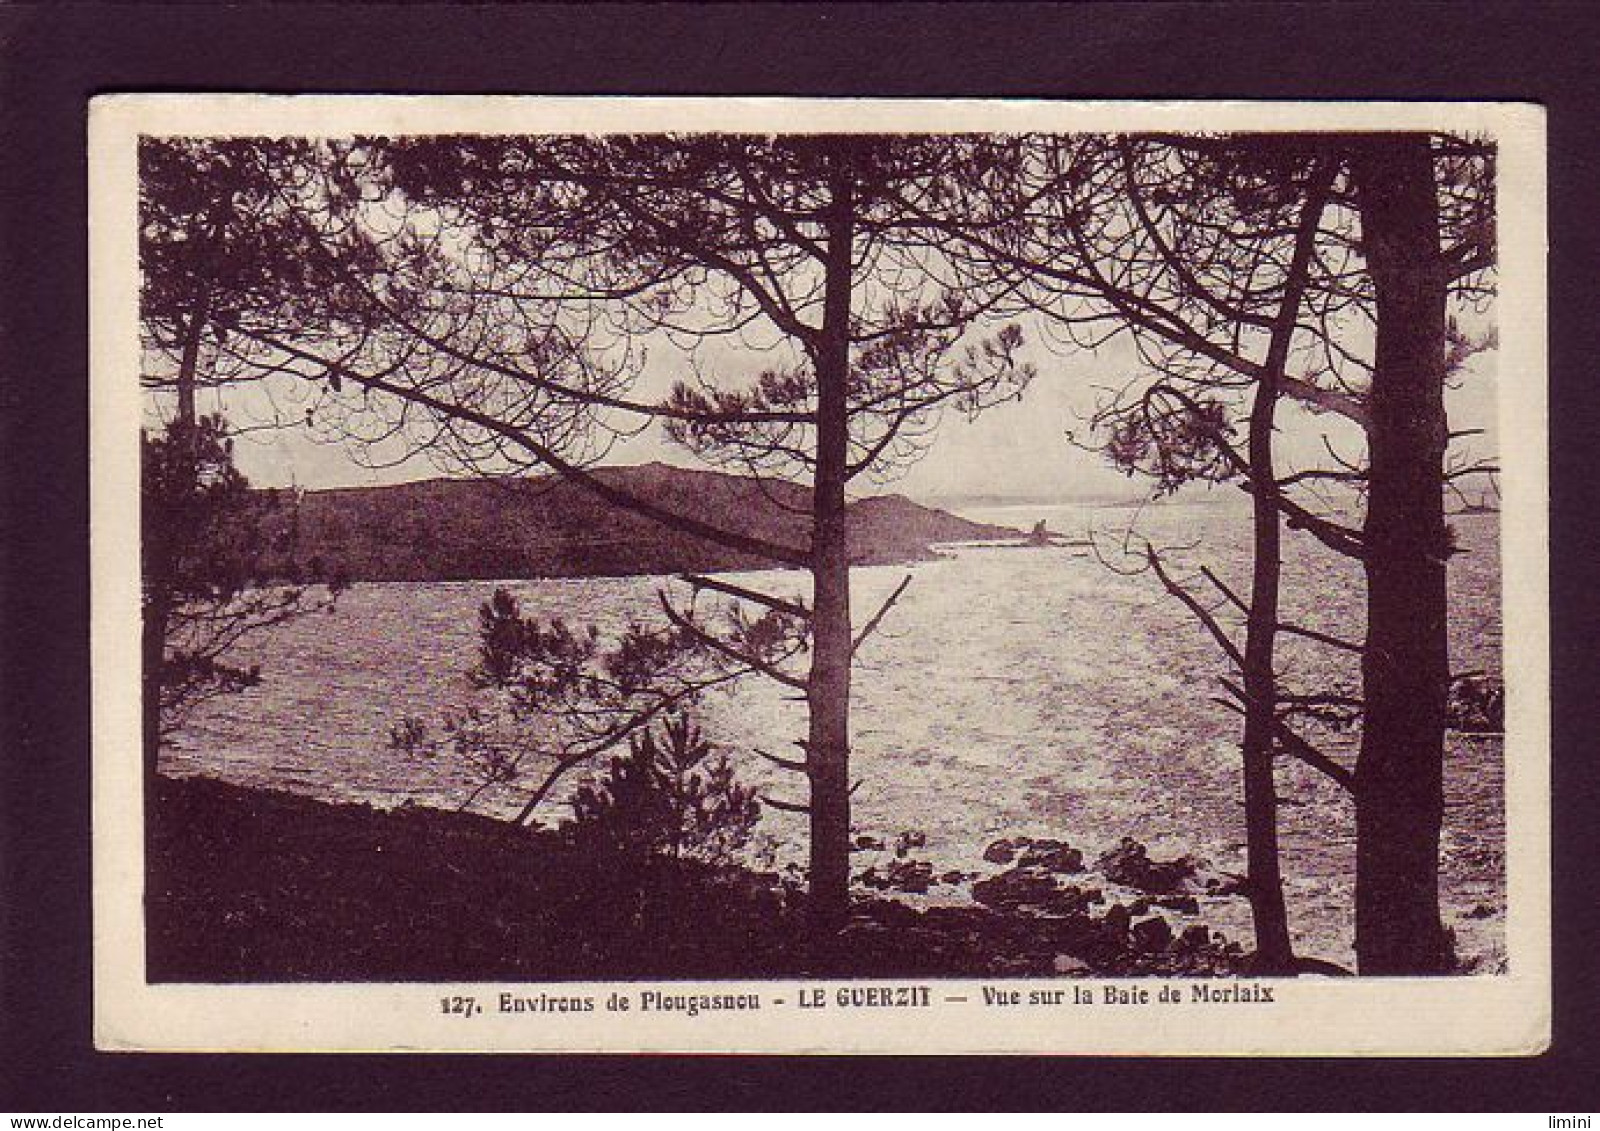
[1,1,1595,1111]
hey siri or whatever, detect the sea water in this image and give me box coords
[167,498,1505,970]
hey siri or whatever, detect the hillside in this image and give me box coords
[264,462,1017,583]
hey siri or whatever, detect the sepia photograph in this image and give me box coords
[89,96,1549,1054]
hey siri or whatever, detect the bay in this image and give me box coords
[168,497,1505,971]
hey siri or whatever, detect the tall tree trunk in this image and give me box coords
[1240,374,1295,972]
[1350,135,1454,975]
[805,171,856,935]
[1237,157,1335,973]
[144,292,209,794]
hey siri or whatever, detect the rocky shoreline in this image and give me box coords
[148,774,1261,982]
[845,832,1254,977]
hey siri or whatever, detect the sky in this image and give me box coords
[212,321,1501,509]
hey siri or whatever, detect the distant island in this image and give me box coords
[263,462,1019,583]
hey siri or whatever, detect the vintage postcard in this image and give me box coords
[90,95,1548,1054]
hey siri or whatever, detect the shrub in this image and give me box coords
[566,713,761,867]
[144,413,343,742]
[1447,673,1505,734]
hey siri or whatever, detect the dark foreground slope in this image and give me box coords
[267,462,1015,583]
[148,776,1247,982]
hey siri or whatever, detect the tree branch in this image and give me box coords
[682,573,810,620]
[753,747,809,774]
[656,591,808,691]
[240,328,812,567]
[1146,547,1244,669]
[852,574,913,655]
[1279,374,1371,431]
[1276,621,1365,654]
[1217,677,1355,794]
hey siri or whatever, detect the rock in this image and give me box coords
[1178,924,1212,950]
[1019,842,1085,874]
[1206,873,1247,897]
[1131,915,1173,954]
[1155,895,1200,916]
[1095,837,1199,895]
[860,860,937,894]
[856,865,888,890]
[1038,910,1100,951]
[1467,902,1496,920]
[1052,954,1094,976]
[1101,902,1132,936]
[971,868,1061,912]
[1096,837,1154,886]
[981,839,1017,865]
[1036,884,1098,917]
[853,834,886,852]
[884,859,934,894]
[940,870,972,886]
[1448,673,1505,734]
[1129,897,1151,916]
[894,830,927,858]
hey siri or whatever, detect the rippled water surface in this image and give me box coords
[170,498,1505,970]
